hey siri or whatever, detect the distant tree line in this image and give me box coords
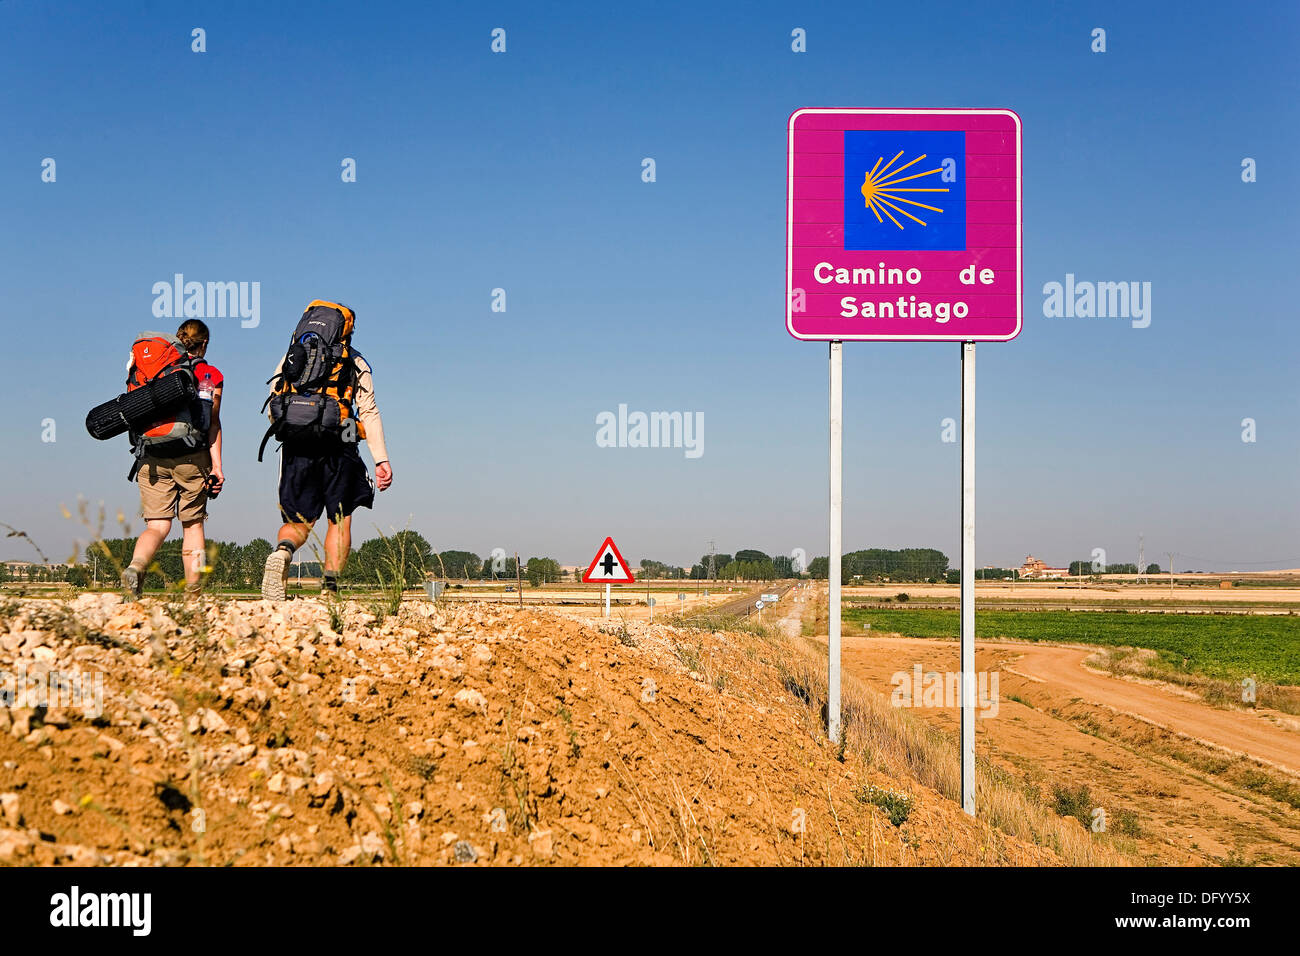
[0,562,76,584]
[934,562,1166,582]
[644,547,951,583]
[807,548,950,583]
[689,553,731,579]
[943,567,1019,583]
[21,535,570,591]
[12,538,1031,591]
[61,538,277,591]
[636,559,688,579]
[1067,561,1162,575]
[524,557,562,586]
[680,549,800,580]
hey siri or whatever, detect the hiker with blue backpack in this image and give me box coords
[256,300,392,600]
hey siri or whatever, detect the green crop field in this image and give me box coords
[842,607,1300,685]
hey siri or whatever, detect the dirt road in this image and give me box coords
[1006,641,1300,773]
[820,632,1300,864]
[846,636,1299,773]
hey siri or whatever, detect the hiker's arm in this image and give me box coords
[354,362,390,473]
[208,384,225,492]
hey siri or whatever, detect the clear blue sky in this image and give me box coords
[2,0,1297,572]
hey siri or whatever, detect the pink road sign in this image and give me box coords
[786,108,1022,342]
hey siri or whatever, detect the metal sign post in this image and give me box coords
[828,340,843,745]
[604,583,610,618]
[960,341,976,815]
[787,107,1021,818]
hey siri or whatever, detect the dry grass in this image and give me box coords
[762,591,1130,866]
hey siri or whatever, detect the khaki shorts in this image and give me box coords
[137,449,211,523]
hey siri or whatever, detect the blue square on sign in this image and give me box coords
[843,130,965,251]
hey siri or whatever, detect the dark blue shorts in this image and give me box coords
[277,443,374,524]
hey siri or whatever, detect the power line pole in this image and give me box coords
[515,551,522,607]
[1167,552,1174,596]
[1137,534,1146,585]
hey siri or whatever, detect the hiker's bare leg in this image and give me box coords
[181,519,205,589]
[324,516,352,574]
[275,522,312,552]
[130,519,172,570]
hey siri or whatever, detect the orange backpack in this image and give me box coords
[125,332,205,476]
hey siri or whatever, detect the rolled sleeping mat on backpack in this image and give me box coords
[85,371,198,440]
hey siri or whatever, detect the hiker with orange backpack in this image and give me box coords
[256,300,391,600]
[86,319,224,599]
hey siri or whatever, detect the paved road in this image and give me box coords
[687,581,798,619]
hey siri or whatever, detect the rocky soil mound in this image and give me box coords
[0,593,1059,865]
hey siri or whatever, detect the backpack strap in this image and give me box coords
[257,421,280,462]
[126,436,147,482]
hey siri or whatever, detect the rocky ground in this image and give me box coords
[0,592,1061,866]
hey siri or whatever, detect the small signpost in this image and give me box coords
[787,107,1022,817]
[761,592,778,602]
[581,536,635,618]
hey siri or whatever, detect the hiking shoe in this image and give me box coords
[121,566,143,601]
[261,548,291,601]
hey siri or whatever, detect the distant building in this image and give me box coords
[1018,555,1070,580]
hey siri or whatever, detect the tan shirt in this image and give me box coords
[269,354,389,464]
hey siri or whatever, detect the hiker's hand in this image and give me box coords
[375,461,393,491]
[210,468,225,495]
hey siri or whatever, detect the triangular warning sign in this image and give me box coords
[582,536,635,584]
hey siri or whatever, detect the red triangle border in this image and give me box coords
[581,536,636,584]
